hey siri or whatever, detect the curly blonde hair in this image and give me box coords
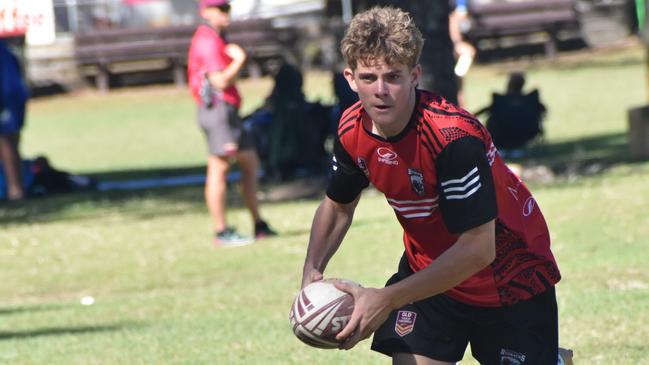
[340,6,423,70]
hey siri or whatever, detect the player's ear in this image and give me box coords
[343,68,358,92]
[411,64,422,87]
[199,8,209,19]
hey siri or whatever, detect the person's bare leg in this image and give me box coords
[393,352,455,365]
[236,149,261,223]
[205,154,230,232]
[0,134,24,200]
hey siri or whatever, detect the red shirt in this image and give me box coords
[327,91,560,307]
[187,24,241,108]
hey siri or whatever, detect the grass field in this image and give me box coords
[1,44,648,364]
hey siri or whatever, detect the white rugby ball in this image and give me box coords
[289,279,357,349]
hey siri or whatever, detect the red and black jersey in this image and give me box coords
[326,90,560,307]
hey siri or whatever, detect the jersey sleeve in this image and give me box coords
[436,136,497,234]
[325,137,369,204]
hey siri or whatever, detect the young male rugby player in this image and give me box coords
[301,6,570,364]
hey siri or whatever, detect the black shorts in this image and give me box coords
[371,254,558,364]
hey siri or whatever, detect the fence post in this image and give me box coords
[172,58,186,87]
[95,63,109,93]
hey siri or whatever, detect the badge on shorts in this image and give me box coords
[394,310,416,337]
[500,349,526,364]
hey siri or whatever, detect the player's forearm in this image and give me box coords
[384,220,496,309]
[208,58,245,90]
[449,10,464,46]
[302,196,358,281]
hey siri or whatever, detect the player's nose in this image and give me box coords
[375,78,389,96]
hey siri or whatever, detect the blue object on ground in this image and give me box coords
[96,170,264,192]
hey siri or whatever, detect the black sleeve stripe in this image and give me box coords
[338,117,356,132]
[419,128,439,155]
[420,135,435,155]
[419,120,444,153]
[340,101,363,121]
[338,114,358,130]
[339,124,355,138]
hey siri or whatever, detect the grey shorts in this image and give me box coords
[197,101,254,156]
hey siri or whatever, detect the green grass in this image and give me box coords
[2,45,649,364]
[20,71,334,176]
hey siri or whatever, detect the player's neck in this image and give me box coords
[204,19,225,34]
[371,92,417,138]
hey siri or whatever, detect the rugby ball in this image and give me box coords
[289,279,357,349]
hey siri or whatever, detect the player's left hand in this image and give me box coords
[334,280,392,350]
[225,43,247,63]
[454,40,475,58]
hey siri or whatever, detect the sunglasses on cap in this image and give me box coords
[216,3,231,13]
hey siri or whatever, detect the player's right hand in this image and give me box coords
[301,269,323,289]
[334,283,392,350]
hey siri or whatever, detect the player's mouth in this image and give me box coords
[374,104,391,112]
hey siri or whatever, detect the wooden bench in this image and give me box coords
[466,0,581,58]
[74,19,297,92]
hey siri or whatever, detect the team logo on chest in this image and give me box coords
[377,147,398,166]
[408,168,425,196]
[357,157,369,177]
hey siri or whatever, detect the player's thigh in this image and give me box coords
[207,154,230,177]
[372,255,470,363]
[470,288,558,365]
[393,352,456,365]
[198,103,239,156]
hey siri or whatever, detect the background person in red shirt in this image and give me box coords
[188,0,275,246]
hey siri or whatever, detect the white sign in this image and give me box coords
[0,0,27,36]
[0,0,55,45]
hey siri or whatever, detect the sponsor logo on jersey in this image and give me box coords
[507,186,519,200]
[523,196,536,216]
[408,168,425,195]
[377,147,398,165]
[357,157,369,176]
[394,310,416,337]
[500,348,526,364]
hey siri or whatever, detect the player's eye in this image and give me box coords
[359,74,376,82]
[386,74,401,82]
